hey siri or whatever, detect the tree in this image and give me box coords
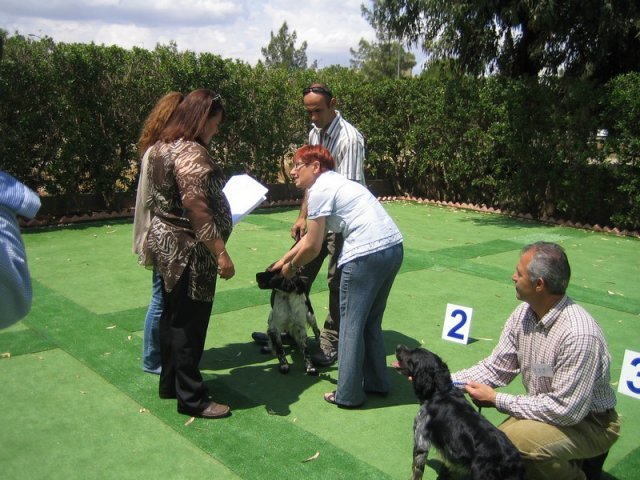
[362,0,640,82]
[350,38,416,80]
[261,22,314,70]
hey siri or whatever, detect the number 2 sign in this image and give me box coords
[442,303,473,345]
[618,349,640,400]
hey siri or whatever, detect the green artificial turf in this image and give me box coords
[1,202,638,479]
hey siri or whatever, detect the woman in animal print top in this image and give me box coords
[143,89,233,419]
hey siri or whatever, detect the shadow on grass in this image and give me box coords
[202,339,328,415]
[464,214,542,230]
[420,454,622,480]
[462,212,592,240]
[200,330,426,415]
[24,217,133,234]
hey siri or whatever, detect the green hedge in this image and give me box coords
[0,34,638,230]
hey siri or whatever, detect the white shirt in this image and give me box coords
[132,147,153,257]
[307,171,402,267]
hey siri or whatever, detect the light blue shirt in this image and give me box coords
[0,171,41,328]
[307,171,402,267]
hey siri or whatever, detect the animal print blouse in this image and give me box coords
[143,138,232,302]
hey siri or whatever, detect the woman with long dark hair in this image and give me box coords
[144,89,233,418]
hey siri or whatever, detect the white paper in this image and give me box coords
[441,303,473,345]
[618,349,640,400]
[223,174,268,225]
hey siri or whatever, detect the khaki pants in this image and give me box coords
[499,410,620,480]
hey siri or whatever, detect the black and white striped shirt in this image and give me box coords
[308,111,365,185]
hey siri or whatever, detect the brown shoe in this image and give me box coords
[200,402,231,419]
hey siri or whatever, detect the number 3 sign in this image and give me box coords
[442,303,473,345]
[618,349,640,400]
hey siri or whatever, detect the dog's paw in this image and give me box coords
[279,364,290,374]
[306,366,319,376]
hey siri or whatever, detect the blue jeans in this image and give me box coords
[142,270,163,373]
[335,243,403,406]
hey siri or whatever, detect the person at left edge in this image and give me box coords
[143,89,234,419]
[0,171,41,329]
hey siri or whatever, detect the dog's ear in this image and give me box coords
[412,368,435,400]
[410,353,437,400]
[256,269,279,289]
[432,354,453,391]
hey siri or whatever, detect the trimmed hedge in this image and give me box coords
[0,34,638,229]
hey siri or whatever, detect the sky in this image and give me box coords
[0,0,419,69]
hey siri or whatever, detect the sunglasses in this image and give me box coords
[302,86,333,98]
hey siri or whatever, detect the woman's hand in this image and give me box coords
[269,257,296,279]
[270,258,286,272]
[274,217,325,280]
[291,218,306,241]
[216,251,235,280]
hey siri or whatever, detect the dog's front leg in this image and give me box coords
[290,318,318,376]
[412,409,431,480]
[302,345,318,376]
[298,334,318,376]
[267,327,289,374]
[412,447,427,480]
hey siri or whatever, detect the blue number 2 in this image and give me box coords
[447,309,467,340]
[627,357,640,394]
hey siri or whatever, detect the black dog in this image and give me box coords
[256,268,321,375]
[394,345,526,480]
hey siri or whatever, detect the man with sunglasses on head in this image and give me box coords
[252,83,365,367]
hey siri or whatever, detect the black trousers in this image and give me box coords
[158,265,214,414]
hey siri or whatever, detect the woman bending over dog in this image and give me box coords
[271,145,403,408]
